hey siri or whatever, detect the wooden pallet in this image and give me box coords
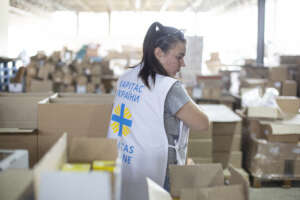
[252,176,300,188]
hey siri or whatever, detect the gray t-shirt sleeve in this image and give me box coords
[165,81,191,115]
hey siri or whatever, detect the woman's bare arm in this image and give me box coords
[175,101,209,131]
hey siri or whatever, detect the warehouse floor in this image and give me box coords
[250,188,300,200]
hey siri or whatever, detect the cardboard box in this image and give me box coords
[282,80,297,96]
[189,123,212,139]
[0,95,50,129]
[243,65,269,79]
[181,185,245,200]
[197,75,222,88]
[199,105,241,124]
[232,134,241,151]
[0,169,34,200]
[247,106,280,119]
[190,157,213,164]
[229,151,242,168]
[33,133,120,200]
[246,96,300,119]
[169,164,224,198]
[276,96,300,114]
[148,164,249,200]
[37,96,113,159]
[198,105,241,168]
[0,129,37,168]
[261,122,300,143]
[29,80,52,93]
[246,122,300,179]
[213,121,242,136]
[240,78,268,89]
[213,135,233,152]
[213,152,230,169]
[269,67,288,82]
[188,139,212,158]
[202,88,221,99]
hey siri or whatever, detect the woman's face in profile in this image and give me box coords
[156,41,186,77]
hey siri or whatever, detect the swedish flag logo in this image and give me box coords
[111,103,132,137]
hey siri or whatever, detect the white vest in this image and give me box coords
[107,66,190,200]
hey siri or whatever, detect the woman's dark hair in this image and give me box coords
[137,22,186,89]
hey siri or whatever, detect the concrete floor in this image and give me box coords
[250,188,300,200]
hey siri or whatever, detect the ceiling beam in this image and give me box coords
[105,0,113,12]
[184,0,203,12]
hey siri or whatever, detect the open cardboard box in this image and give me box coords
[254,113,300,143]
[246,96,300,120]
[33,133,120,200]
[37,95,113,159]
[0,94,52,129]
[148,164,249,200]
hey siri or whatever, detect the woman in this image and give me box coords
[107,22,209,200]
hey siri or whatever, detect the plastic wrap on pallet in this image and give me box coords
[246,132,300,180]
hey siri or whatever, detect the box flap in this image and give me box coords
[199,105,241,122]
[147,178,172,200]
[247,106,279,119]
[228,166,249,200]
[33,133,68,198]
[276,96,300,114]
[180,185,245,200]
[69,137,118,162]
[261,120,300,135]
[0,128,35,134]
[169,164,224,197]
[0,169,34,200]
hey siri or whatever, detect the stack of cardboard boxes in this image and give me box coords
[188,105,243,169]
[25,51,112,94]
[241,96,300,180]
[240,65,298,97]
[0,93,53,167]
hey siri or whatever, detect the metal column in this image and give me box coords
[257,0,265,65]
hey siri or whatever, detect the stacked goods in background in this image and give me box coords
[195,75,222,99]
[238,94,300,183]
[25,50,112,94]
[246,119,300,182]
[188,105,243,170]
[240,60,299,97]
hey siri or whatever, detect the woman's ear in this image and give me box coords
[154,47,164,61]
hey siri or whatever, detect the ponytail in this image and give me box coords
[137,22,185,89]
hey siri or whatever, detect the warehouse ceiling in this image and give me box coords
[10,0,256,14]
